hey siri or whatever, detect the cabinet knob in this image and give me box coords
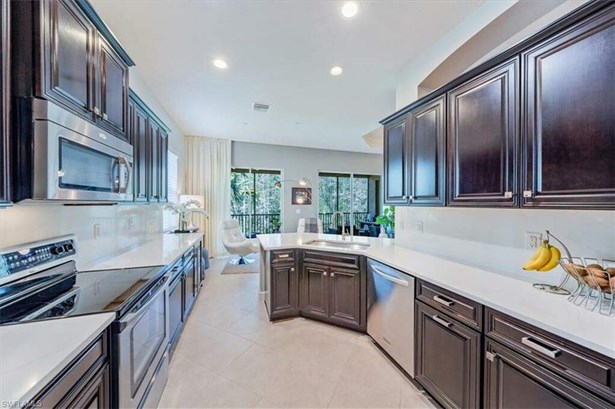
[504,191,513,198]
[103,113,108,120]
[323,271,328,277]
[290,268,295,272]
[331,273,335,278]
[523,190,533,198]
[94,107,100,116]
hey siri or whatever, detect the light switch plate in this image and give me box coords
[416,221,424,234]
[93,223,101,239]
[525,232,543,249]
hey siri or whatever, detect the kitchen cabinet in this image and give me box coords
[298,251,366,331]
[128,91,170,203]
[269,250,299,320]
[484,339,613,409]
[300,263,329,321]
[383,117,410,205]
[0,0,9,205]
[183,254,197,315]
[11,0,134,141]
[447,58,519,207]
[415,301,481,409]
[168,268,184,351]
[407,96,446,206]
[522,5,615,209]
[29,330,110,409]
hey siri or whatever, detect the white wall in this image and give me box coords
[393,0,615,283]
[232,142,382,233]
[0,70,186,269]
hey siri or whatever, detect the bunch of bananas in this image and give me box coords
[523,240,561,272]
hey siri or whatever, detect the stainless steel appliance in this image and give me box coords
[19,99,133,202]
[0,236,169,409]
[367,258,416,377]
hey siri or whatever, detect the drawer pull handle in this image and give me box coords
[432,315,452,328]
[433,295,454,307]
[521,336,561,359]
[278,254,290,258]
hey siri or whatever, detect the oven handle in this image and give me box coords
[371,266,409,287]
[118,276,167,332]
[116,156,132,194]
[18,287,81,322]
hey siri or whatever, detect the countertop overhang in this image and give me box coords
[257,233,615,359]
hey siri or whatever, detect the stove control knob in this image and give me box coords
[51,246,65,255]
[64,243,74,252]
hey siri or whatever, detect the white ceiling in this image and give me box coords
[92,0,485,153]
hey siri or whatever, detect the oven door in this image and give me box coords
[116,277,169,409]
[33,118,133,202]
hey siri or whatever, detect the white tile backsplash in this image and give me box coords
[0,203,165,269]
[395,207,615,285]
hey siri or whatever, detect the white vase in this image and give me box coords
[378,226,388,238]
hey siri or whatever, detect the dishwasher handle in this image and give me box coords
[371,266,409,287]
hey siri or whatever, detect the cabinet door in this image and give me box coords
[132,107,149,202]
[168,274,184,350]
[300,263,329,321]
[0,0,9,205]
[159,129,169,202]
[270,263,299,320]
[448,58,519,207]
[522,7,615,208]
[97,34,128,140]
[66,365,110,409]
[183,259,196,315]
[416,301,481,409]
[148,121,161,201]
[383,117,410,205]
[329,266,363,331]
[408,96,446,206]
[484,340,613,409]
[42,0,95,121]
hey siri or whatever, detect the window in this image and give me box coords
[318,173,380,235]
[230,168,282,237]
[163,151,179,231]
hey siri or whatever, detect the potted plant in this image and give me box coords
[375,207,395,238]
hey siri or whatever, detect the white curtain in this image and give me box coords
[185,136,231,257]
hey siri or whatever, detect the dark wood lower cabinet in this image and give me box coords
[484,339,613,409]
[328,266,363,331]
[66,364,109,409]
[300,263,329,321]
[270,262,299,320]
[415,301,481,409]
[168,269,184,350]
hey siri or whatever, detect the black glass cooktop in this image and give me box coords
[0,262,165,325]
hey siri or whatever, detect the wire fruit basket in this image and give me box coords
[534,231,615,316]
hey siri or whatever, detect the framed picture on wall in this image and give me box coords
[292,188,312,205]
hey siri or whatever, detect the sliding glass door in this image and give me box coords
[318,173,380,236]
[231,168,281,237]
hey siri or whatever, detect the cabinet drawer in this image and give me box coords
[416,280,482,330]
[302,250,360,269]
[486,308,615,403]
[32,332,107,408]
[271,250,295,264]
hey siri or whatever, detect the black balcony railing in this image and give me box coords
[231,213,282,237]
[319,212,370,233]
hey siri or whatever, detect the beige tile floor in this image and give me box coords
[158,258,438,409]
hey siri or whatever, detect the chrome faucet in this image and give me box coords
[332,211,348,239]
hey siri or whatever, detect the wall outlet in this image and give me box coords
[416,221,424,234]
[128,216,135,231]
[296,208,301,214]
[525,232,543,249]
[93,223,101,239]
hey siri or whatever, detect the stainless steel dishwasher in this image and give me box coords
[367,259,416,377]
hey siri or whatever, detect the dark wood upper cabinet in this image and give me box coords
[415,301,481,409]
[97,34,128,139]
[522,6,615,209]
[448,58,519,207]
[383,117,410,205]
[133,105,149,202]
[0,0,9,205]
[300,263,329,321]
[11,0,133,141]
[159,129,168,202]
[148,120,161,202]
[408,96,446,206]
[328,266,363,331]
[42,0,96,121]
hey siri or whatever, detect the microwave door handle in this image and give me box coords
[116,156,132,193]
[111,157,120,191]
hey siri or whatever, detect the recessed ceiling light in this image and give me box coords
[341,1,359,18]
[212,59,228,69]
[330,66,343,76]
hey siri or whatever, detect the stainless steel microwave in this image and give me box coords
[26,99,133,202]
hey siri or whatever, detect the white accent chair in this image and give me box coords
[221,220,260,264]
[297,218,323,233]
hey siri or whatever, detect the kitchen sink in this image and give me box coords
[304,240,370,251]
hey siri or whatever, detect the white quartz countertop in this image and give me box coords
[257,233,615,359]
[0,313,115,405]
[81,233,203,271]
